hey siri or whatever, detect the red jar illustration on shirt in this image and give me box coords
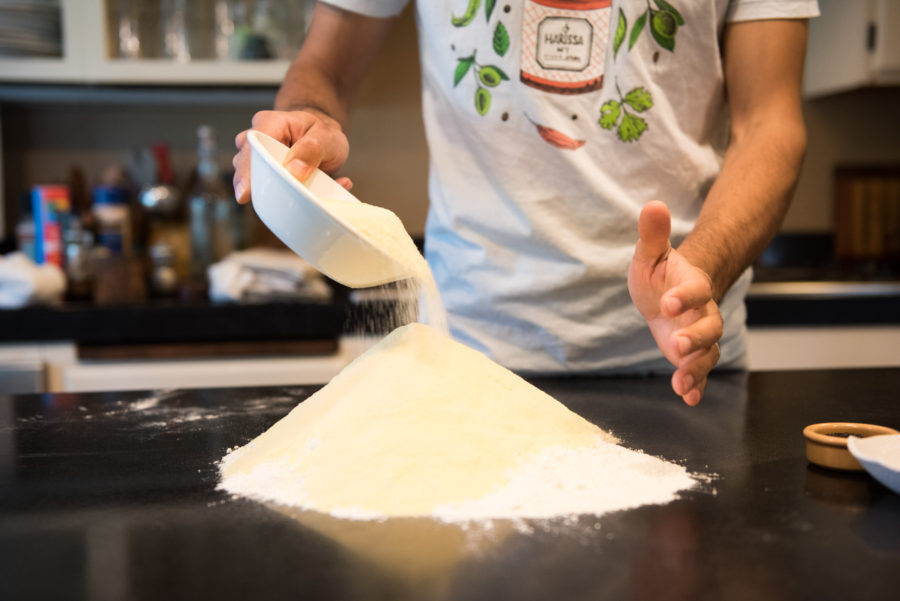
[520,0,612,94]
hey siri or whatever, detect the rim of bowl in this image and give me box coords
[803,422,900,448]
[247,130,405,274]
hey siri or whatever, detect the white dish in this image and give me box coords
[847,434,900,495]
[247,130,412,288]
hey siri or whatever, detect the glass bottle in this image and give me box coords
[161,0,191,62]
[189,125,235,285]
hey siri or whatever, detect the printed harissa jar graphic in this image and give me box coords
[520,0,611,95]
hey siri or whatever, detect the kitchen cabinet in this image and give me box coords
[745,281,900,371]
[747,325,900,371]
[44,339,364,392]
[0,341,73,394]
[0,0,308,85]
[804,0,900,98]
[0,298,362,392]
[0,338,363,393]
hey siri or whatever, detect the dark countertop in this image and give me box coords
[2,369,899,600]
[0,299,347,345]
[0,295,407,345]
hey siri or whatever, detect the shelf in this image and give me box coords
[85,58,291,86]
[0,57,83,83]
[0,83,278,106]
[0,0,296,87]
[0,58,290,87]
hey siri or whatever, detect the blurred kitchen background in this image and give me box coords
[0,0,898,393]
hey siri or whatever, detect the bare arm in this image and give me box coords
[233,3,395,202]
[678,19,809,302]
[274,3,395,127]
[629,18,809,405]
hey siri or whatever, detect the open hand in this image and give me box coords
[628,201,723,406]
[232,109,352,204]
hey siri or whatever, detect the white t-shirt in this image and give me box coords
[324,0,819,374]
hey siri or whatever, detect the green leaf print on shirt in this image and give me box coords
[450,2,510,117]
[485,0,497,22]
[454,54,476,86]
[493,21,510,56]
[599,1,684,143]
[613,9,627,58]
[629,11,647,50]
[624,87,653,112]
[599,100,622,130]
[598,85,654,143]
[618,112,649,142]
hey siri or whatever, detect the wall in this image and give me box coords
[343,7,429,236]
[786,87,900,232]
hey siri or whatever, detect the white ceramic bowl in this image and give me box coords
[848,434,900,495]
[247,130,412,288]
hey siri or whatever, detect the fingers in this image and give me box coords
[661,274,713,317]
[635,200,672,264]
[231,109,350,205]
[671,306,723,358]
[233,130,251,204]
[672,342,721,406]
[681,380,705,407]
[283,135,325,181]
[335,177,354,191]
[250,109,308,141]
[282,115,350,176]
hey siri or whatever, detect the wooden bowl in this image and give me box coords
[803,422,900,471]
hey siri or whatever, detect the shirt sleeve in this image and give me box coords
[726,0,820,22]
[321,0,410,18]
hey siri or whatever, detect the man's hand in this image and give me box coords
[232,108,351,205]
[628,201,723,406]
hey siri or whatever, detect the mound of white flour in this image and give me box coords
[219,323,697,522]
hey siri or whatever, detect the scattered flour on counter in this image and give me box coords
[218,323,700,523]
[77,392,301,429]
[130,397,161,411]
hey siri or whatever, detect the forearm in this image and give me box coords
[677,18,809,303]
[273,3,395,131]
[275,57,351,130]
[678,118,806,302]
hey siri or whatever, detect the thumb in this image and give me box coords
[635,200,672,263]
